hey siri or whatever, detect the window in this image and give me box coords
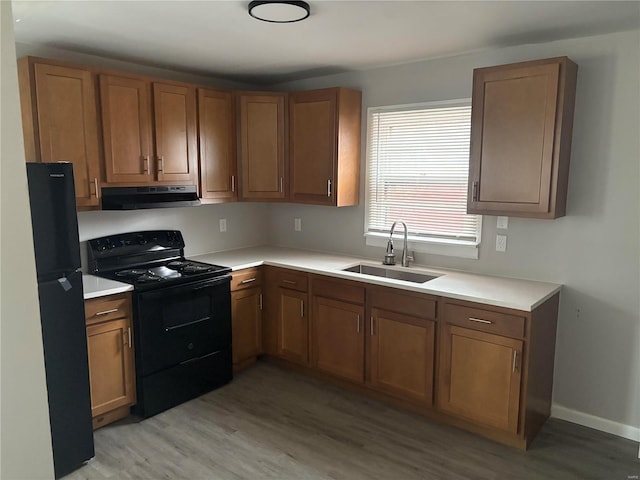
[365,99,481,259]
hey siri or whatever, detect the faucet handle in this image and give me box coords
[406,251,415,264]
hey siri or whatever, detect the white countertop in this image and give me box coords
[190,246,561,312]
[83,274,133,300]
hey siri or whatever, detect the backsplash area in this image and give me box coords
[77,202,269,271]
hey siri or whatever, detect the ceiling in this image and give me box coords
[11,1,640,86]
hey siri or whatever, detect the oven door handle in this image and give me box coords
[192,276,231,291]
[165,316,210,332]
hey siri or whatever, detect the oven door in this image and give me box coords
[135,275,231,376]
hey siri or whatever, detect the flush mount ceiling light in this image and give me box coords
[248,1,310,23]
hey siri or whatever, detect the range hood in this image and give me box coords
[101,185,201,210]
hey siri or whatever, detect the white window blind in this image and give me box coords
[366,100,480,245]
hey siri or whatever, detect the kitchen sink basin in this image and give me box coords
[342,264,439,283]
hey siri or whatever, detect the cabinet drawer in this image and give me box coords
[369,287,437,320]
[231,268,262,291]
[85,294,131,325]
[274,269,308,292]
[311,276,365,305]
[444,302,525,339]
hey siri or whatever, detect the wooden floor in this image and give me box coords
[66,362,639,480]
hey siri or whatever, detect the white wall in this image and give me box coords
[78,202,270,269]
[0,2,55,478]
[269,30,640,436]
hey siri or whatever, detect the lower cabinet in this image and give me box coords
[260,268,559,449]
[263,267,310,365]
[438,324,522,432]
[312,296,365,383]
[369,307,435,405]
[277,288,308,364]
[231,268,263,370]
[85,293,135,429]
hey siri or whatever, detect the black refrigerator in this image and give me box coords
[26,163,94,478]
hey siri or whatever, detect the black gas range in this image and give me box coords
[87,230,233,418]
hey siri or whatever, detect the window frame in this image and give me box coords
[363,98,482,260]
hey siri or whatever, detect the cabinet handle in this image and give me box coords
[95,308,119,316]
[127,327,132,349]
[327,179,332,197]
[240,278,256,284]
[158,156,164,173]
[259,293,263,310]
[280,177,283,193]
[231,175,235,192]
[370,316,374,336]
[472,181,479,202]
[468,317,493,325]
[300,300,304,318]
[512,350,518,372]
[143,155,149,173]
[282,280,297,285]
[94,178,99,199]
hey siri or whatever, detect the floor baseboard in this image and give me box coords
[551,403,640,446]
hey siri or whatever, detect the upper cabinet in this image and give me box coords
[152,83,198,184]
[289,88,361,206]
[467,57,578,218]
[198,88,237,202]
[18,58,101,209]
[17,56,362,209]
[237,93,287,200]
[100,76,197,186]
[99,75,153,184]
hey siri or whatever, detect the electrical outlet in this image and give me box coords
[294,218,302,231]
[497,216,509,230]
[219,219,227,232]
[496,234,507,252]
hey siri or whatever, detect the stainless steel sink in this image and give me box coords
[342,264,439,284]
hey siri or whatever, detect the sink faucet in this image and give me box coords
[383,220,413,267]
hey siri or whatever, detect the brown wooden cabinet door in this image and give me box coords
[289,89,336,205]
[32,63,100,207]
[438,324,522,433]
[289,88,361,206]
[277,288,308,364]
[369,308,435,404]
[99,75,153,184]
[198,88,236,201]
[312,296,365,383]
[468,59,571,217]
[238,94,286,200]
[153,82,198,183]
[86,318,135,417]
[231,287,262,364]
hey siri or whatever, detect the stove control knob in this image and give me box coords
[187,342,194,350]
[137,235,147,245]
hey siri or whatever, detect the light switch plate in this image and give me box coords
[219,219,227,232]
[294,218,302,231]
[496,234,507,252]
[497,216,509,229]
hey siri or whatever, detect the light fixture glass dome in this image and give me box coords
[248,1,310,23]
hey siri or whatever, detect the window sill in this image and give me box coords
[364,232,479,259]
